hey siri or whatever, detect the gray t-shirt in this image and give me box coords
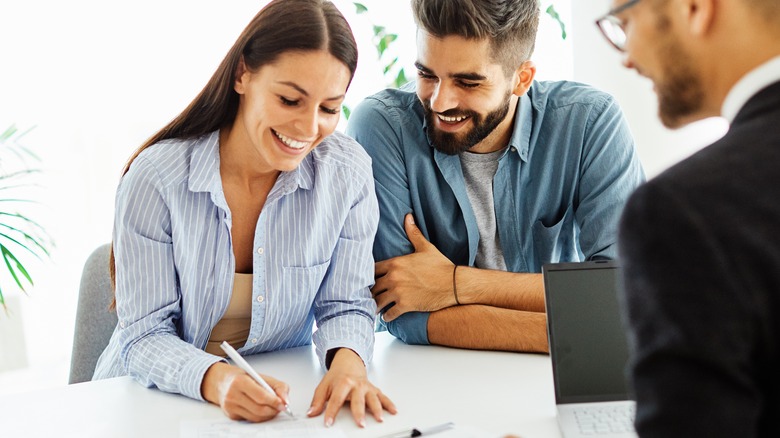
[459,148,507,270]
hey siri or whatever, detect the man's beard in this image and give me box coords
[423,91,512,155]
[654,15,705,128]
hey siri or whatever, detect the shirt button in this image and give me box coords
[257,247,264,255]
[119,321,126,328]
[510,146,517,152]
[251,338,258,344]
[256,295,264,303]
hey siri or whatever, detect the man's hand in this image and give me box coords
[372,213,457,322]
[307,348,397,427]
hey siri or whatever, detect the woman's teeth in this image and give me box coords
[274,130,309,149]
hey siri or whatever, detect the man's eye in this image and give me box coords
[459,81,479,89]
[417,71,436,80]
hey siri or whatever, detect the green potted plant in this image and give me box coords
[0,124,52,315]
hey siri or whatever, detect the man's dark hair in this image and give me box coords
[411,0,540,74]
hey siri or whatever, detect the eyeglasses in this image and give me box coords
[595,0,642,52]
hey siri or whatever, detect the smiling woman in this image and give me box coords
[89,0,395,427]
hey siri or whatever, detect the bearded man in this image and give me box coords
[346,0,644,352]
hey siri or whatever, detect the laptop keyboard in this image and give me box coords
[573,404,635,435]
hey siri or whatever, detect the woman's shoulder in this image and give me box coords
[309,131,372,178]
[129,133,218,187]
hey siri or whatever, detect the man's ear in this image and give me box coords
[681,0,715,37]
[512,60,536,96]
[234,57,249,94]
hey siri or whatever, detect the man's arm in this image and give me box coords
[428,305,548,353]
[575,93,645,259]
[374,214,544,318]
[373,214,547,352]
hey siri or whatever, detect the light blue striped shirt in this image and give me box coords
[93,130,379,401]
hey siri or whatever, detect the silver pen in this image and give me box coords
[220,341,295,418]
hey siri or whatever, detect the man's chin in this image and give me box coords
[428,132,473,155]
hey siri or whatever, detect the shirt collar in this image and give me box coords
[188,131,221,194]
[187,130,313,196]
[508,91,532,162]
[722,55,780,123]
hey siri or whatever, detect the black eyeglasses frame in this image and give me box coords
[595,0,642,52]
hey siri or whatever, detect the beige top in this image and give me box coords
[205,273,253,356]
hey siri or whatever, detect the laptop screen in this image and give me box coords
[543,260,631,404]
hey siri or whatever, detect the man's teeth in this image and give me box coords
[274,131,309,149]
[437,114,467,123]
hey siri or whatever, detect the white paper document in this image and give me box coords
[180,418,347,438]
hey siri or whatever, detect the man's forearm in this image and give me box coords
[456,268,545,312]
[427,305,549,353]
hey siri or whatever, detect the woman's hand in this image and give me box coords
[202,362,290,422]
[307,348,397,427]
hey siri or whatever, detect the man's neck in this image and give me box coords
[699,9,780,118]
[468,95,519,154]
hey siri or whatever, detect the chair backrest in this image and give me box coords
[69,243,117,384]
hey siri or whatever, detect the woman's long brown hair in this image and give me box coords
[109,0,358,309]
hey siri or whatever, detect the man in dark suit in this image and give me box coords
[595,0,780,436]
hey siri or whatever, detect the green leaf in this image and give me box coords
[545,4,567,40]
[394,69,408,88]
[377,37,388,56]
[353,2,367,14]
[383,57,399,75]
[1,245,29,292]
[372,25,385,37]
[0,125,18,142]
[0,229,49,259]
[342,104,351,120]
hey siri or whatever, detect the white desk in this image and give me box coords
[0,332,562,438]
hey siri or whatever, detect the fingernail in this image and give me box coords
[407,214,415,225]
[277,404,286,412]
[378,415,384,423]
[306,407,314,416]
[325,418,333,428]
[359,419,366,428]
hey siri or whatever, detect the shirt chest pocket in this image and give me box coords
[531,204,577,267]
[280,260,330,307]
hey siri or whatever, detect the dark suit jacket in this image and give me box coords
[618,80,780,437]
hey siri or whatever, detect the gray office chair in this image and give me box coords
[69,243,118,384]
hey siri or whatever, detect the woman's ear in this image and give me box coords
[512,60,536,96]
[234,57,249,94]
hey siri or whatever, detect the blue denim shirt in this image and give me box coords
[346,80,645,344]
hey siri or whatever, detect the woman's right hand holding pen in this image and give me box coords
[201,362,290,422]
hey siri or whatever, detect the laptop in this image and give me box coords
[542,260,637,438]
